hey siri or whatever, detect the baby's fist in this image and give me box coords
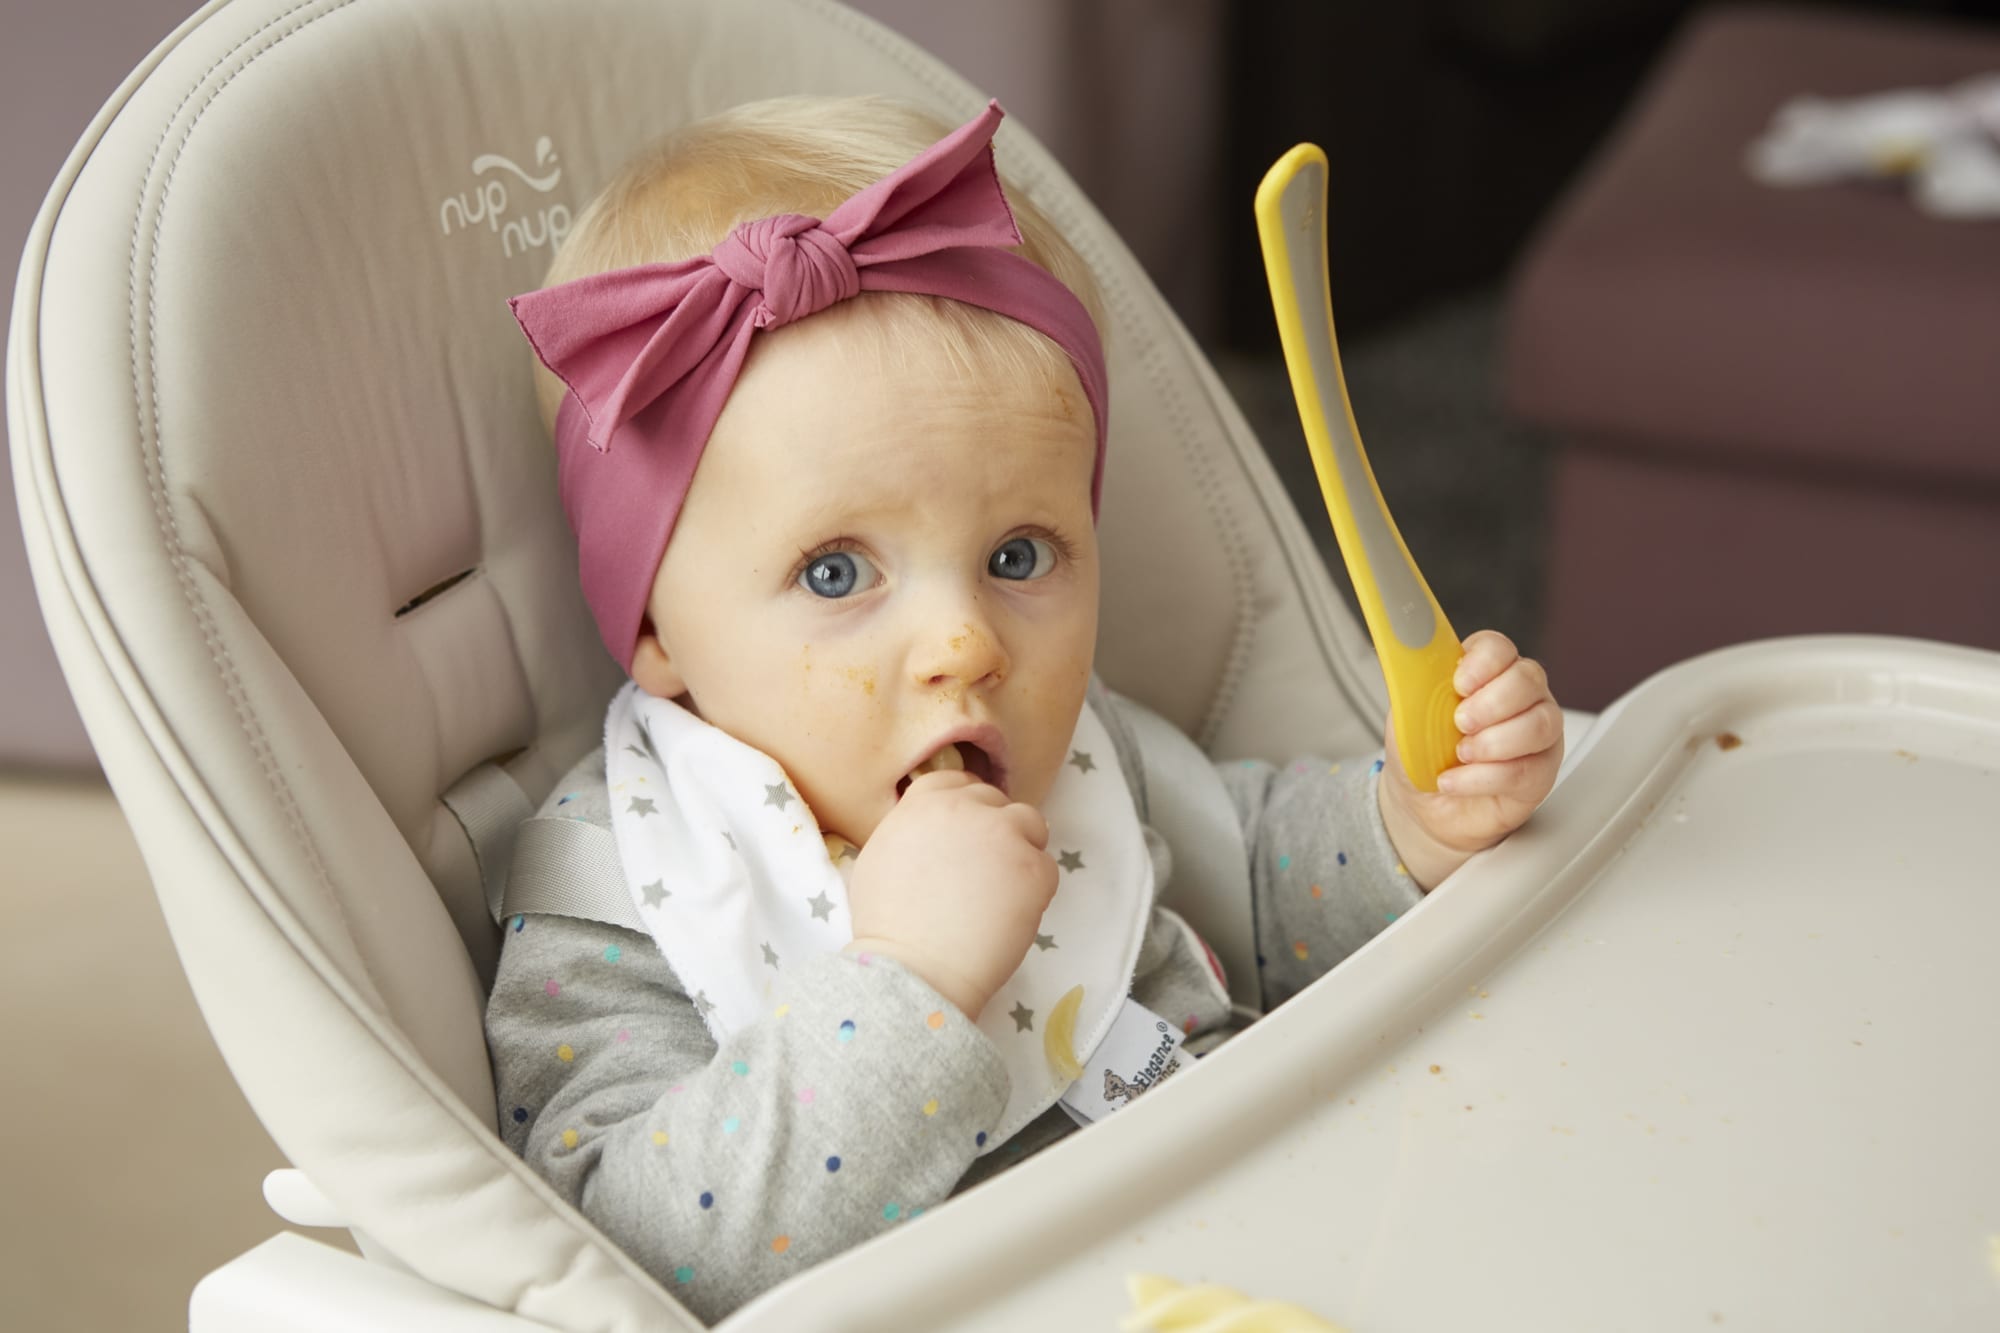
[1379,630,1562,889]
[845,772,1056,1020]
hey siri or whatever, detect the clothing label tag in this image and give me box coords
[1057,998,1186,1125]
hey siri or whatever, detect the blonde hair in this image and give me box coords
[530,95,1106,432]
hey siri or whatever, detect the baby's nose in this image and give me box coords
[912,618,1009,691]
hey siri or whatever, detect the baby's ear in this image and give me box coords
[630,629,688,701]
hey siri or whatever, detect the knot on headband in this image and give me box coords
[509,101,1110,671]
[712,215,861,327]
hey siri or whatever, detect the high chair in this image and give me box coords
[10,0,1998,1329]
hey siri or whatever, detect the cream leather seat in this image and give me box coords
[9,0,1395,1326]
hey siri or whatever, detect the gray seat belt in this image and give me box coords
[501,815,644,934]
[440,762,644,935]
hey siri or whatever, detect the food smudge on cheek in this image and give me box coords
[841,665,877,697]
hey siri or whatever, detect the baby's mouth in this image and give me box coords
[895,742,1002,797]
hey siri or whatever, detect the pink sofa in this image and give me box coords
[1504,4,2000,708]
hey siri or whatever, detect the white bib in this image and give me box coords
[603,682,1154,1152]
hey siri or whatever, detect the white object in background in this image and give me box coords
[1917,133,2000,216]
[1746,73,2000,217]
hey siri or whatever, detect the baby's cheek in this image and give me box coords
[793,644,884,715]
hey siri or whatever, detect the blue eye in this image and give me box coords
[989,536,1058,582]
[798,550,879,599]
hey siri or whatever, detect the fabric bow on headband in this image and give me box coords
[509,100,1109,670]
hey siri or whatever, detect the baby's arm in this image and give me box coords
[487,913,1005,1324]
[1215,630,1561,1009]
[1217,753,1420,1010]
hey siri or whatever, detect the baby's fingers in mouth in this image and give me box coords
[896,742,965,797]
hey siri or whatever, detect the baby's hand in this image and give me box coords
[846,771,1057,1021]
[1377,630,1563,890]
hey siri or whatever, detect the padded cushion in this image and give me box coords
[11,0,1387,1326]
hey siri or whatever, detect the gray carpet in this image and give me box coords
[1216,287,1554,660]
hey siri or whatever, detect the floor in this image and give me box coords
[0,288,1547,1330]
[0,775,324,1331]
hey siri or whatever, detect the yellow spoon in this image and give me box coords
[1254,144,1462,791]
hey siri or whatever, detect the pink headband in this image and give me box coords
[508,101,1109,670]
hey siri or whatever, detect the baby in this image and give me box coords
[485,95,1563,1323]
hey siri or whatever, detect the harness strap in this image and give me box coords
[502,816,643,934]
[438,763,534,925]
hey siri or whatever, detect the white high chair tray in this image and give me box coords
[730,636,2000,1331]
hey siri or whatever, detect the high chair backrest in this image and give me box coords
[8,0,1387,1324]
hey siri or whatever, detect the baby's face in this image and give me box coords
[631,304,1100,847]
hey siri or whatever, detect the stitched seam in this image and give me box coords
[783,0,1259,749]
[130,0,369,1025]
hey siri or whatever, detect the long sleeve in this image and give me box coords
[1215,753,1422,1010]
[487,911,1006,1324]
[484,703,1415,1323]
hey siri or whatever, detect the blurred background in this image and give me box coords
[6,0,1998,1326]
